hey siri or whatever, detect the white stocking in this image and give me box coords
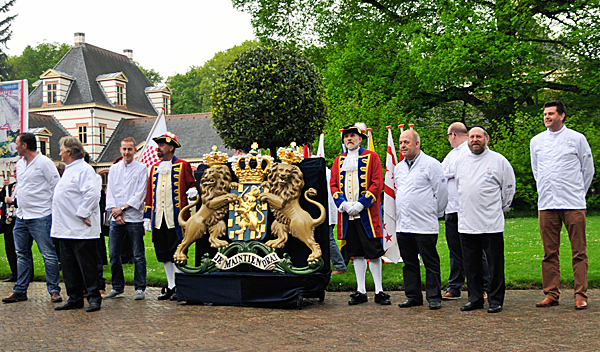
[369,257,383,293]
[353,257,368,294]
[163,261,176,289]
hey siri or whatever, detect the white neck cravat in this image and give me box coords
[342,148,359,172]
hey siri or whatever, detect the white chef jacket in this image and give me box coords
[394,151,448,234]
[442,141,469,214]
[105,160,148,223]
[530,126,594,210]
[51,159,100,239]
[15,152,60,219]
[456,147,515,234]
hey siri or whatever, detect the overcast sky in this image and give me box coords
[5,0,256,80]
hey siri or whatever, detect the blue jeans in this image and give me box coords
[13,215,61,294]
[329,225,347,271]
[108,221,146,291]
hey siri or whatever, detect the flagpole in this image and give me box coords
[137,110,164,161]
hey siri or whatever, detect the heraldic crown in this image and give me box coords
[232,142,273,184]
[203,145,228,167]
[277,142,304,165]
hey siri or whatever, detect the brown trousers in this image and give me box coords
[539,209,588,301]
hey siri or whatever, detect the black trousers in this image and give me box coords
[153,219,180,263]
[2,223,18,276]
[59,239,102,305]
[445,213,490,294]
[398,232,442,303]
[460,232,505,306]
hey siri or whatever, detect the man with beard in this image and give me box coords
[395,129,447,310]
[144,133,197,300]
[330,123,390,306]
[455,126,515,313]
[531,100,594,310]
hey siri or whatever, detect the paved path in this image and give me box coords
[1,282,599,351]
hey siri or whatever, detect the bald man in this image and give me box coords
[395,130,448,310]
[455,126,515,314]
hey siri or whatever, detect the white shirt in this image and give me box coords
[394,151,448,234]
[530,126,594,210]
[15,152,60,220]
[442,141,468,214]
[51,159,100,239]
[456,148,516,234]
[105,160,148,223]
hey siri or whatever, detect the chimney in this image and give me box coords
[123,49,133,61]
[74,32,85,47]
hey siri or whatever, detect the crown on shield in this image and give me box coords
[232,142,273,184]
[277,142,304,165]
[203,145,228,167]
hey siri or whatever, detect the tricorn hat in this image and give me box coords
[153,132,181,148]
[341,123,368,140]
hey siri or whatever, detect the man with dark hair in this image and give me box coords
[144,133,197,300]
[330,123,390,306]
[456,126,515,314]
[531,100,594,310]
[2,133,62,304]
[105,137,148,300]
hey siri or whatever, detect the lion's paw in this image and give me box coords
[210,239,229,248]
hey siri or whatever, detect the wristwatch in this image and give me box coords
[120,205,128,212]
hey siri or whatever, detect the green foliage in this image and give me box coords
[167,40,258,114]
[0,0,17,79]
[6,41,71,91]
[211,45,328,154]
[136,62,163,86]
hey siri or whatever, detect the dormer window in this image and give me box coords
[97,72,128,108]
[145,84,172,115]
[47,83,57,104]
[117,85,124,106]
[39,69,74,107]
[163,97,169,114]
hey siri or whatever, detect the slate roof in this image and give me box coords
[29,44,158,116]
[96,113,236,163]
[28,113,71,160]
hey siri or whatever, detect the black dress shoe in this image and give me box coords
[374,292,391,305]
[55,302,84,311]
[348,291,368,305]
[158,286,175,301]
[460,302,484,311]
[86,302,101,312]
[429,301,442,310]
[398,299,423,308]
[488,305,503,313]
[3,275,17,283]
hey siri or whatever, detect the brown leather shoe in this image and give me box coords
[442,291,460,300]
[536,297,559,307]
[332,269,347,275]
[51,292,63,303]
[2,292,28,303]
[575,299,588,310]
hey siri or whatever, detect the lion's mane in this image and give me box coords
[200,165,232,227]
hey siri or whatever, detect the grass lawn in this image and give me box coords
[1,216,598,292]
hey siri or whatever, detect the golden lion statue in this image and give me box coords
[257,163,326,262]
[174,165,237,263]
[234,185,265,237]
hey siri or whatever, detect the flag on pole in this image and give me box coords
[138,111,168,171]
[382,126,401,263]
[339,129,346,154]
[367,128,375,151]
[303,144,310,158]
[316,132,325,157]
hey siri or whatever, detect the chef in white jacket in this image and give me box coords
[530,100,594,310]
[395,129,448,310]
[456,126,515,314]
[51,137,102,313]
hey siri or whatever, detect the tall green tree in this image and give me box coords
[211,46,328,155]
[0,0,16,79]
[136,62,163,86]
[167,40,258,114]
[6,41,71,90]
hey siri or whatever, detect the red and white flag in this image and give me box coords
[382,126,402,263]
[137,111,168,171]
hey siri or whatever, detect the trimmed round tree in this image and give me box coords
[211,46,327,155]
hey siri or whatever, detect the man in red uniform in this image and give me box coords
[143,133,197,300]
[330,123,389,306]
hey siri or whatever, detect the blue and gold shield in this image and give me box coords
[227,184,269,241]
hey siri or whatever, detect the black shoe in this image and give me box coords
[169,287,178,301]
[374,292,391,305]
[158,286,175,301]
[348,291,368,305]
[429,301,442,310]
[460,302,484,311]
[488,305,503,313]
[3,275,17,283]
[86,302,101,312]
[398,299,423,308]
[55,302,84,311]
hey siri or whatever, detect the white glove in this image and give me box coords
[338,201,352,213]
[143,218,152,233]
[347,202,365,216]
[186,188,198,199]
